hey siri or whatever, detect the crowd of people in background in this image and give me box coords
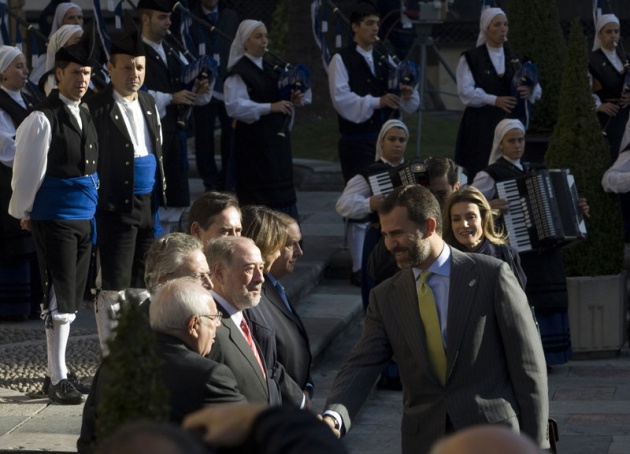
[2,0,630,453]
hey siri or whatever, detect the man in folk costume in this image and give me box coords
[9,40,97,404]
[86,29,166,356]
[138,0,212,234]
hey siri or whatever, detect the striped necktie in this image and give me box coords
[418,271,447,385]
[240,317,266,377]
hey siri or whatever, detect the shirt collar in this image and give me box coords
[355,45,373,58]
[265,273,279,287]
[113,88,138,104]
[0,86,23,101]
[502,155,523,169]
[202,5,218,14]
[245,53,264,69]
[210,290,239,317]
[412,243,451,281]
[59,92,80,108]
[142,36,163,50]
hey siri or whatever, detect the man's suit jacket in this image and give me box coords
[247,298,305,406]
[260,279,313,392]
[77,333,245,453]
[325,246,549,454]
[208,302,280,405]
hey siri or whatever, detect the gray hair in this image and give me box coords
[205,236,256,269]
[144,233,203,293]
[149,278,213,337]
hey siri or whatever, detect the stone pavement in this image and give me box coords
[1,159,630,453]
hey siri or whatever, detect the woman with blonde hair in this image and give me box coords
[442,185,526,288]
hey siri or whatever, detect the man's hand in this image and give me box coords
[20,219,31,231]
[193,78,211,95]
[399,84,414,100]
[598,101,620,117]
[577,197,590,218]
[379,93,401,110]
[369,194,385,212]
[489,198,510,214]
[317,414,341,438]
[172,89,197,106]
[182,403,267,447]
[515,84,532,99]
[270,100,294,115]
[290,89,305,106]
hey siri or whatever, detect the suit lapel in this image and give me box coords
[222,314,267,387]
[109,102,134,142]
[262,281,308,336]
[445,249,479,379]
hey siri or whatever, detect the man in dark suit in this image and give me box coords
[86,29,166,356]
[264,213,313,401]
[77,278,246,453]
[190,0,239,190]
[206,235,279,405]
[321,184,549,454]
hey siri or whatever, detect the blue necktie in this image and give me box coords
[274,281,292,313]
[208,11,218,25]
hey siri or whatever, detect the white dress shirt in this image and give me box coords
[9,93,82,220]
[456,44,542,107]
[328,45,420,123]
[471,156,524,200]
[112,89,151,157]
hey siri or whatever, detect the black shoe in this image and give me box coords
[48,379,84,405]
[43,372,90,396]
[67,371,91,394]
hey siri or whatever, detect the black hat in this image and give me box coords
[55,41,92,66]
[137,0,172,12]
[110,29,145,57]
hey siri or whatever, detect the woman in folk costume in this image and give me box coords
[39,24,84,96]
[590,13,630,160]
[30,3,84,87]
[224,19,311,220]
[455,7,541,181]
[473,119,590,366]
[0,46,40,319]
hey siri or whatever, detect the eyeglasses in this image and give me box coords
[199,313,222,323]
[189,271,213,282]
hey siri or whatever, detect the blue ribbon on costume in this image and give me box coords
[30,173,99,244]
[133,154,157,195]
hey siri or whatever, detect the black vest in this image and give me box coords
[484,157,543,182]
[336,46,394,136]
[0,90,35,126]
[143,41,184,133]
[463,44,522,97]
[36,90,98,179]
[589,48,629,102]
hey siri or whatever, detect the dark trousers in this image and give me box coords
[97,193,155,290]
[193,101,231,190]
[31,219,92,313]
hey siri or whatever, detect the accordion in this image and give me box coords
[366,161,429,196]
[495,169,587,253]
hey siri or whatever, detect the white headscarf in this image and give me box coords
[375,119,409,163]
[0,46,23,75]
[476,7,506,47]
[593,14,620,51]
[45,25,83,73]
[488,119,526,164]
[49,3,82,38]
[227,19,264,70]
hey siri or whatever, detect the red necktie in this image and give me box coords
[240,317,266,378]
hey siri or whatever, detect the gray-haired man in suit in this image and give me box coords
[321,184,549,454]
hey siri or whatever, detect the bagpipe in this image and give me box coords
[177,54,219,128]
[277,63,312,137]
[510,60,538,129]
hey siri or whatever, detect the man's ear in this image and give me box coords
[190,221,201,238]
[424,218,437,237]
[187,315,199,339]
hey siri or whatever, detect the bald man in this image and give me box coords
[429,425,542,454]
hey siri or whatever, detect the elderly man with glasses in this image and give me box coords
[78,278,246,452]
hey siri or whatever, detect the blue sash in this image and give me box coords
[134,154,157,195]
[31,173,99,244]
[31,174,99,221]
